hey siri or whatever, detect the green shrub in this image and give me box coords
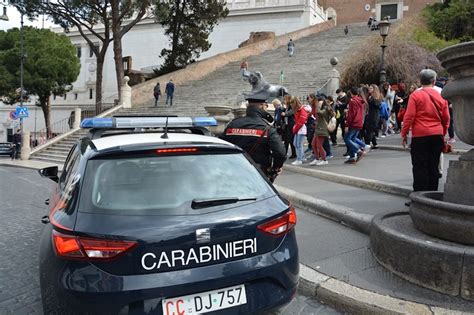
[423,0,474,42]
[411,29,460,53]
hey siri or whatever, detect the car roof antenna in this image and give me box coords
[161,116,169,139]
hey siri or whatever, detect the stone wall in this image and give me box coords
[131,20,335,106]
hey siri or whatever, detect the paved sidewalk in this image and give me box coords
[294,208,474,313]
[283,144,460,188]
[0,157,61,171]
[378,132,473,151]
[276,144,474,313]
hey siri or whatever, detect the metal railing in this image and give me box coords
[30,103,114,149]
[227,0,306,10]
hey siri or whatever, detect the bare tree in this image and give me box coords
[18,0,156,114]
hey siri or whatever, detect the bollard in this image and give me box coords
[21,130,30,160]
[74,108,81,129]
[121,76,132,108]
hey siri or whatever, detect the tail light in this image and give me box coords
[52,230,137,260]
[257,207,297,236]
[156,147,198,154]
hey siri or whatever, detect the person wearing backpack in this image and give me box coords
[379,99,390,137]
[308,94,333,166]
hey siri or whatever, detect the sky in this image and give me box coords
[0,4,57,31]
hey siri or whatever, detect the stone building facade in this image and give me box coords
[320,0,442,25]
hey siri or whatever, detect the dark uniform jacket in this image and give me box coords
[221,106,286,171]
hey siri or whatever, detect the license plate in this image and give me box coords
[162,284,247,315]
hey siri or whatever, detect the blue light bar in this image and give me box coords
[80,117,217,129]
[80,118,114,128]
[193,117,217,126]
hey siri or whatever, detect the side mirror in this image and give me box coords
[38,166,59,182]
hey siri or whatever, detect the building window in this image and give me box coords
[74,93,78,100]
[89,89,93,100]
[64,94,67,100]
[76,46,81,58]
[381,4,398,20]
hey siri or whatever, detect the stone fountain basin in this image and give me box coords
[370,211,474,300]
[410,191,474,245]
[204,106,232,116]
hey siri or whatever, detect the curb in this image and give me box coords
[298,263,445,315]
[335,143,469,155]
[275,185,372,235]
[283,164,412,198]
[376,144,468,155]
[0,160,61,171]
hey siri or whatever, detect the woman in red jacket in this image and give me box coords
[290,96,308,165]
[401,69,450,192]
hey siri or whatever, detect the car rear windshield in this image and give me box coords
[79,152,273,215]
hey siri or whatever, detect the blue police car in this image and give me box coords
[38,116,299,314]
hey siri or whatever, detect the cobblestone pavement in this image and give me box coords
[0,166,51,314]
[0,166,341,315]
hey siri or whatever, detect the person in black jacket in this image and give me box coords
[221,92,286,182]
[11,129,21,160]
[281,94,296,158]
[363,84,383,149]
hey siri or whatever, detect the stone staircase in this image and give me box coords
[29,23,371,165]
[134,23,371,113]
[31,129,89,165]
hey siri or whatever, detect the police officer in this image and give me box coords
[221,91,286,182]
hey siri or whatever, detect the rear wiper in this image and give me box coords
[191,197,257,209]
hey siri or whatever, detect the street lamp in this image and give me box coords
[0,1,8,21]
[378,18,391,84]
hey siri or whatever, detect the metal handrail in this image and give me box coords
[30,103,114,149]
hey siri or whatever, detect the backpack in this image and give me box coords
[380,101,390,119]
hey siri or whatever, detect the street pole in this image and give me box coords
[379,36,387,84]
[20,9,24,135]
[377,19,390,85]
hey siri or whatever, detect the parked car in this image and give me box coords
[0,142,13,156]
[38,116,299,314]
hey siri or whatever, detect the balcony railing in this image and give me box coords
[227,0,307,10]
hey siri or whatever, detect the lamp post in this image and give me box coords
[0,0,8,21]
[19,5,25,135]
[378,19,391,84]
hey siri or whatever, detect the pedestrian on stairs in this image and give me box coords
[287,39,295,57]
[153,82,161,106]
[165,79,175,106]
[240,60,249,80]
[344,26,349,35]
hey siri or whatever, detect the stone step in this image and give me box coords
[31,156,66,164]
[43,148,71,155]
[52,143,75,150]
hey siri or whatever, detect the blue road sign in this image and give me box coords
[15,106,29,118]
